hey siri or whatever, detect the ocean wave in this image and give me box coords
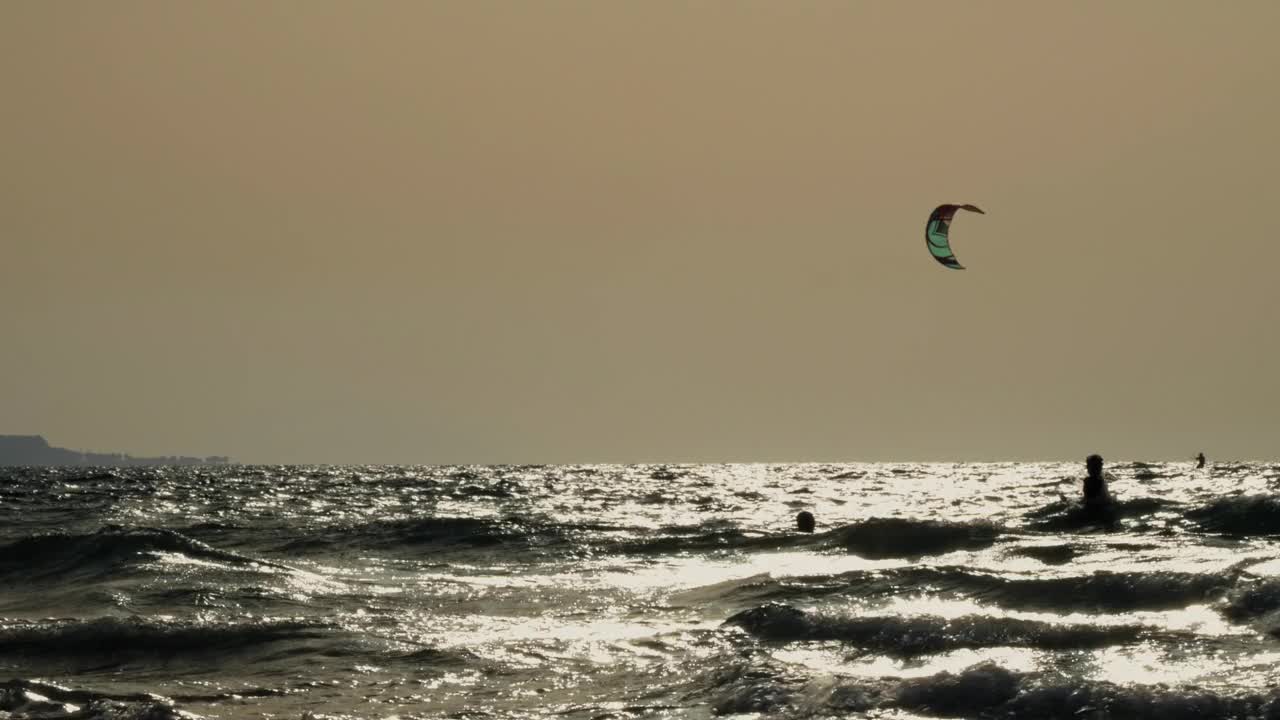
[685,565,1233,614]
[950,568,1233,613]
[284,514,845,558]
[395,646,483,667]
[684,655,1280,719]
[0,526,275,582]
[0,617,336,670]
[894,662,1020,715]
[683,655,811,716]
[1187,494,1280,535]
[827,518,1000,558]
[905,566,1233,613]
[280,515,589,556]
[675,569,901,608]
[450,481,517,499]
[615,517,997,558]
[1221,576,1280,621]
[0,679,191,720]
[617,528,810,555]
[1008,544,1079,564]
[893,663,1279,720]
[723,603,1152,656]
[999,676,1277,720]
[1024,497,1174,531]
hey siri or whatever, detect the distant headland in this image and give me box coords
[0,435,231,466]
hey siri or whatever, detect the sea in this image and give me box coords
[3,462,1280,719]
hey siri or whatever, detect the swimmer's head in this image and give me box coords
[795,510,815,533]
[1086,454,1103,477]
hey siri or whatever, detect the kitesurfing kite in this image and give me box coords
[925,204,984,269]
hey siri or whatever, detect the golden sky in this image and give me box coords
[3,2,1278,463]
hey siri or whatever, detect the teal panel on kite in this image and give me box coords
[926,204,984,269]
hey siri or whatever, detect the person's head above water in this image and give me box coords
[795,510,815,533]
[1086,454,1104,479]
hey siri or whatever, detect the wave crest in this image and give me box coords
[1188,494,1280,535]
[723,603,1151,656]
[0,526,269,582]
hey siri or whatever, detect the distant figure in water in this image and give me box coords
[1082,454,1111,507]
[795,510,816,533]
[1196,452,1206,469]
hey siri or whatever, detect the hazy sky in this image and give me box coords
[3,2,1278,464]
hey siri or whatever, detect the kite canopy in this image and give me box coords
[926,204,984,269]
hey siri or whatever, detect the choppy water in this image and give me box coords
[3,462,1280,719]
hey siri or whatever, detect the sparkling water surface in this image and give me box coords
[2,461,1280,719]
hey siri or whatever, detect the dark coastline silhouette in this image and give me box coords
[0,435,229,466]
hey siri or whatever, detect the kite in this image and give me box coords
[925,204,984,269]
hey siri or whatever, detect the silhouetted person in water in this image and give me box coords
[1196,452,1206,469]
[795,511,815,533]
[1083,454,1111,507]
